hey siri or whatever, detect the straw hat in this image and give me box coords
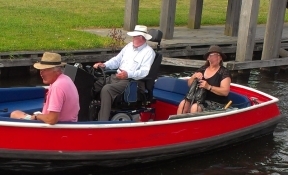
[203,45,227,60]
[127,25,152,40]
[34,52,66,70]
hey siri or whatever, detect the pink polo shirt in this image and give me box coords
[42,74,79,122]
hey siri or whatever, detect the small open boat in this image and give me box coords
[0,76,283,169]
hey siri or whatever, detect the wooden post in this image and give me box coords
[224,0,242,36]
[160,0,177,39]
[235,0,260,62]
[187,0,203,29]
[261,0,287,60]
[123,0,139,31]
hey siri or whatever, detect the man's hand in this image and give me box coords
[93,63,105,69]
[116,69,128,79]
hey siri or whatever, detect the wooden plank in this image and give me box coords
[160,0,177,39]
[279,48,288,57]
[162,57,288,70]
[0,54,116,67]
[162,57,206,68]
[0,48,116,57]
[168,108,237,120]
[2,38,288,60]
[261,0,287,60]
[236,0,260,62]
[187,0,203,29]
[226,57,288,70]
[161,46,236,58]
[123,0,139,31]
[224,0,242,36]
[3,41,288,68]
[2,40,288,65]
[2,55,288,70]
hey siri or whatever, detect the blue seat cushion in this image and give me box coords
[228,91,251,108]
[154,77,189,95]
[0,98,44,117]
[153,77,190,105]
[0,87,45,117]
[0,87,45,103]
[153,89,185,105]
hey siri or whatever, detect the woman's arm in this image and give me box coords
[209,77,231,96]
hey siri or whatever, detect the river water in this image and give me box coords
[1,65,288,175]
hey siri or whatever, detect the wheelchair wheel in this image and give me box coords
[111,113,132,121]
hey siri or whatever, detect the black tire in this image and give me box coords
[111,113,132,121]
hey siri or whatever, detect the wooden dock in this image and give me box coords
[122,0,288,71]
[2,24,288,71]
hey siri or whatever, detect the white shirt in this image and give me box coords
[104,42,155,80]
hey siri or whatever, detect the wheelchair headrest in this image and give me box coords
[148,29,163,43]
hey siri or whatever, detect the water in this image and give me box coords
[1,66,288,175]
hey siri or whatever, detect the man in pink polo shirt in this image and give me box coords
[10,52,79,124]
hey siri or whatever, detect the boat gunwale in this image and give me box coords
[0,83,279,129]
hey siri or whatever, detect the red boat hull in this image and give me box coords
[0,83,283,168]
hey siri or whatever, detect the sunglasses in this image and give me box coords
[209,53,220,57]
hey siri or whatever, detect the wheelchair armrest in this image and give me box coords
[139,77,153,82]
[104,69,117,75]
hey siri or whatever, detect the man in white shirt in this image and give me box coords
[93,25,156,121]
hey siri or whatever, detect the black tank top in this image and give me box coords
[196,65,231,104]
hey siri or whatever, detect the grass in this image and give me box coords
[0,0,286,52]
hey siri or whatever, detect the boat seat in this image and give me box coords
[0,87,45,117]
[153,77,251,108]
[228,91,251,108]
[113,52,163,106]
[153,77,189,105]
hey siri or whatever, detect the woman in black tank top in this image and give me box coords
[177,45,231,114]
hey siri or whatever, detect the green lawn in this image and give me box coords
[0,0,285,52]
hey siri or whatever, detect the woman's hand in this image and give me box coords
[188,72,203,86]
[193,72,203,80]
[198,80,210,89]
